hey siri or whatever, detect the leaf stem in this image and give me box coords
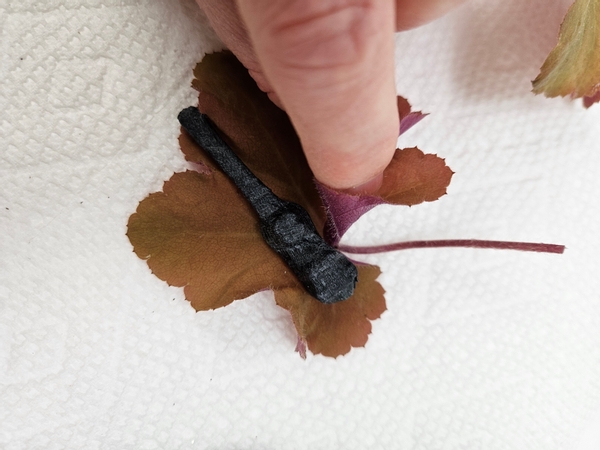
[338,239,565,254]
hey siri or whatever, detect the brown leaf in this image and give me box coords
[316,147,453,246]
[379,147,453,206]
[179,130,214,173]
[127,170,298,310]
[274,265,386,357]
[127,51,450,358]
[532,0,600,99]
[397,96,413,119]
[191,51,325,230]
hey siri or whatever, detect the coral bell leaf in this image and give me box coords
[275,265,386,358]
[127,168,386,355]
[532,0,600,100]
[190,52,325,230]
[127,51,452,357]
[317,148,453,246]
[127,170,299,311]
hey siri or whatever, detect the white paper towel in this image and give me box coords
[2,0,600,448]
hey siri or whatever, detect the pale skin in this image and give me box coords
[195,0,467,192]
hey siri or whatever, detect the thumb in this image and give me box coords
[236,0,399,191]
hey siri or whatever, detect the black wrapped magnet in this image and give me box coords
[178,106,357,304]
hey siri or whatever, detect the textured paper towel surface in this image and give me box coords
[1,0,600,449]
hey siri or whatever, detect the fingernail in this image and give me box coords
[343,173,383,195]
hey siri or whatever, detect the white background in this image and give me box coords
[2,0,600,448]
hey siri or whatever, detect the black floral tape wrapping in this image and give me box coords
[178,106,357,304]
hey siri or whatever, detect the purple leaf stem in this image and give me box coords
[338,239,565,254]
[399,112,428,135]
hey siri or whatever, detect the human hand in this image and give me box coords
[196,0,466,191]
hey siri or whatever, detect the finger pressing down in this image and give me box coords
[236,0,399,191]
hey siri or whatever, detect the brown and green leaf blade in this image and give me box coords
[532,0,600,99]
[127,170,298,311]
[127,50,452,358]
[191,51,326,231]
[379,147,453,205]
[274,265,386,357]
[318,147,453,245]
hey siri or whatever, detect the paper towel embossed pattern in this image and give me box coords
[127,51,452,358]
